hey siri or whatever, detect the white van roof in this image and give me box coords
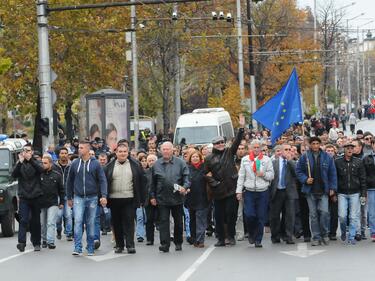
[176,108,231,127]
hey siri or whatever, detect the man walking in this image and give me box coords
[335,143,367,245]
[104,144,145,254]
[40,154,64,249]
[205,115,245,247]
[296,137,337,246]
[150,141,190,253]
[269,144,298,244]
[12,144,45,252]
[66,141,108,256]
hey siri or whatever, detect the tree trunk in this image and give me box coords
[65,101,74,140]
[33,93,43,152]
[162,88,170,135]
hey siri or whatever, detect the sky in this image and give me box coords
[297,0,375,37]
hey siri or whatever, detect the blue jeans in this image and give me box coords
[367,190,375,236]
[338,193,360,241]
[183,206,191,238]
[56,199,73,236]
[306,193,329,241]
[136,207,146,239]
[73,195,98,253]
[40,206,59,244]
[243,190,269,243]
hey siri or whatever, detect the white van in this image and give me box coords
[173,108,234,145]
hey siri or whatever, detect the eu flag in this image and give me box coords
[253,68,303,144]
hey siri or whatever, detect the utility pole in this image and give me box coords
[246,0,257,129]
[313,0,319,113]
[368,56,372,101]
[36,0,54,150]
[236,0,245,102]
[174,3,181,126]
[356,27,361,108]
[131,0,139,150]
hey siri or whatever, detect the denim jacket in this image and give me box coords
[296,150,337,194]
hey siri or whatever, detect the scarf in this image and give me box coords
[192,161,203,169]
[249,151,263,173]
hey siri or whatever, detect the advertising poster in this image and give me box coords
[105,98,129,152]
[88,99,103,140]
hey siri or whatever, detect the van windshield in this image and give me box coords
[0,150,10,170]
[175,126,218,145]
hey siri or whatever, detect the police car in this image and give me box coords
[0,135,26,237]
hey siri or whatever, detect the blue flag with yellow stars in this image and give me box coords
[253,68,303,144]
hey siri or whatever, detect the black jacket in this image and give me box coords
[335,156,367,197]
[39,169,64,208]
[150,156,190,206]
[143,168,153,207]
[104,158,146,208]
[363,153,375,189]
[11,157,44,200]
[204,128,244,199]
[185,164,209,210]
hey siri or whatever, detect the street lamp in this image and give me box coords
[346,12,365,113]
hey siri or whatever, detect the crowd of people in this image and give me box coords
[11,114,375,256]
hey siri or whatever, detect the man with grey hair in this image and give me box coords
[150,141,190,252]
[236,139,274,248]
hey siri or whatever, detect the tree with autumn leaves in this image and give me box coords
[1,0,326,139]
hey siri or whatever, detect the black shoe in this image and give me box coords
[228,238,236,246]
[159,245,169,253]
[361,232,367,240]
[47,243,56,249]
[127,247,136,254]
[34,245,41,251]
[56,232,62,240]
[286,239,295,245]
[137,237,144,243]
[186,237,194,245]
[214,240,225,247]
[175,244,182,251]
[329,235,337,241]
[355,234,362,241]
[102,231,107,236]
[146,241,154,246]
[17,243,26,252]
[94,240,101,250]
[254,242,263,248]
[304,237,311,243]
[248,237,255,245]
[42,241,47,248]
[67,235,73,241]
[114,247,123,254]
[295,231,303,239]
[271,238,281,244]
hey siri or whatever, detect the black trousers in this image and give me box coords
[298,190,311,239]
[18,199,41,246]
[109,198,135,249]
[329,197,338,237]
[145,205,158,242]
[159,204,183,247]
[214,194,239,241]
[270,190,295,241]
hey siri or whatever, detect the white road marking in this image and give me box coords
[0,249,33,264]
[176,245,215,281]
[280,243,326,258]
[296,278,309,281]
[85,251,130,262]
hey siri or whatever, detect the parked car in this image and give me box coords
[0,135,26,237]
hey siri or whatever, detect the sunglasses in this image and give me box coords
[214,141,225,145]
[364,137,372,141]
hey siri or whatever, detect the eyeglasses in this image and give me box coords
[214,141,225,145]
[364,137,372,141]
